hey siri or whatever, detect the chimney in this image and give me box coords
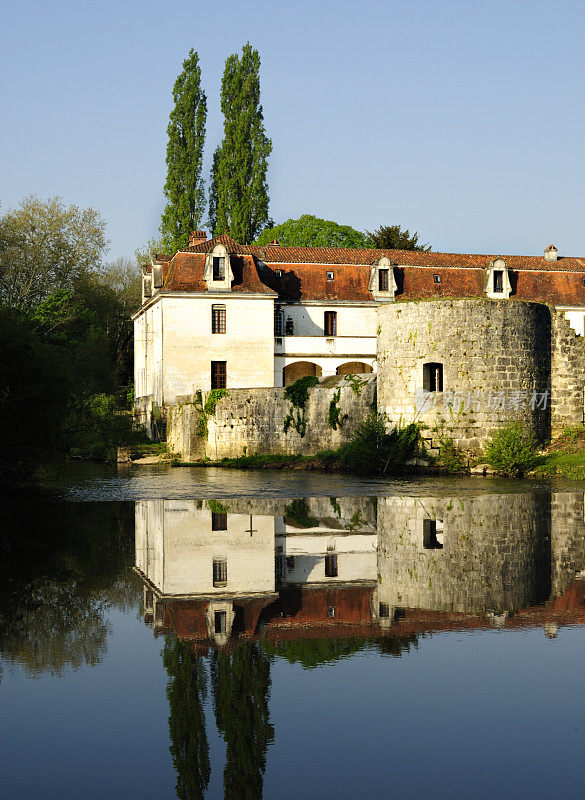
[189,230,207,247]
[544,244,558,262]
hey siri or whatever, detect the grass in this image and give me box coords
[531,427,585,479]
[178,449,344,470]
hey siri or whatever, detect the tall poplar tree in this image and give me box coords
[160,49,207,253]
[209,43,272,243]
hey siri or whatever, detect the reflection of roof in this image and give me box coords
[145,579,585,652]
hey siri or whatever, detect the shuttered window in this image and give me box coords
[212,305,226,334]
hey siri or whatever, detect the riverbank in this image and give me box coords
[532,428,585,480]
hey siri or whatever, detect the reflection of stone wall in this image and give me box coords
[377,494,551,613]
[551,492,585,597]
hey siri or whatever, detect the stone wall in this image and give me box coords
[377,299,551,455]
[551,312,585,433]
[167,374,376,462]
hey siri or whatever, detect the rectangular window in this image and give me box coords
[214,611,227,634]
[213,559,227,586]
[493,270,503,293]
[434,274,442,284]
[324,311,337,336]
[212,305,226,334]
[211,512,227,531]
[213,256,225,280]
[379,603,390,618]
[423,362,443,392]
[274,307,284,336]
[211,361,227,389]
[325,553,338,577]
[378,269,389,291]
[327,271,334,281]
[423,519,444,550]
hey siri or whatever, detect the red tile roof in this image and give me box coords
[159,235,585,306]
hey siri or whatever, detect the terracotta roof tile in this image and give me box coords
[162,251,276,295]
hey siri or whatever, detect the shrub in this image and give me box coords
[340,413,424,474]
[484,421,539,477]
[284,375,319,408]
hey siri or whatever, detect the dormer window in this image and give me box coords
[327,271,334,281]
[378,269,389,291]
[485,258,512,299]
[369,256,397,300]
[276,269,282,278]
[493,270,503,293]
[213,256,225,280]
[434,274,442,285]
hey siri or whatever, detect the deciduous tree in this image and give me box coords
[160,49,207,252]
[366,224,430,251]
[256,214,371,248]
[209,43,272,243]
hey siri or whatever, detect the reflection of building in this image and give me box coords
[135,492,585,651]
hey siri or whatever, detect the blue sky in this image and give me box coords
[2,0,584,260]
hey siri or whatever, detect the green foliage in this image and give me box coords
[207,499,229,514]
[435,436,468,474]
[209,43,272,242]
[160,49,207,253]
[284,499,319,528]
[204,388,229,415]
[284,375,319,408]
[256,214,372,248]
[366,224,430,251]
[262,638,372,669]
[66,393,138,462]
[328,389,347,430]
[163,637,210,800]
[344,374,368,395]
[0,195,107,312]
[340,414,424,474]
[484,421,539,477]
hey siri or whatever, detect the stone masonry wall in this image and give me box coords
[167,374,376,462]
[551,312,585,433]
[377,299,551,455]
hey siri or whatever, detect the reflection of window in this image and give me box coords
[493,270,503,293]
[213,256,225,280]
[379,269,389,291]
[275,550,285,582]
[324,311,337,336]
[423,362,443,392]
[286,555,295,570]
[211,361,227,389]
[214,611,226,634]
[212,305,226,334]
[423,519,444,550]
[325,553,338,577]
[213,559,227,586]
[211,512,227,531]
[379,603,390,618]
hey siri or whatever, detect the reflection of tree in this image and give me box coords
[162,637,210,800]
[0,498,137,677]
[211,643,274,800]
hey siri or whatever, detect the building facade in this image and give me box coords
[133,231,585,416]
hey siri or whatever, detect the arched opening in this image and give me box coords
[283,361,322,386]
[423,362,443,392]
[336,361,373,376]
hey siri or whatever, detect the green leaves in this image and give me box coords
[161,49,207,252]
[366,224,431,251]
[209,43,272,243]
[257,214,372,249]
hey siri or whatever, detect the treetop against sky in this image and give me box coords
[3,0,585,260]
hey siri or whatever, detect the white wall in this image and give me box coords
[280,303,378,337]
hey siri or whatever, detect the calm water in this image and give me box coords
[2,466,585,798]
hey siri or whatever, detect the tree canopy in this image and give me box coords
[256,214,371,249]
[160,49,207,253]
[366,224,430,251]
[209,43,272,243]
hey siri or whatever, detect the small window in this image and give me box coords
[327,271,334,281]
[285,317,294,336]
[274,307,284,336]
[213,256,225,280]
[582,278,585,287]
[212,304,226,334]
[211,361,226,389]
[214,611,227,634]
[325,553,338,577]
[379,603,390,618]
[434,274,442,285]
[213,559,227,586]
[211,512,227,531]
[276,269,283,278]
[493,270,504,293]
[423,519,444,550]
[379,269,389,291]
[327,607,336,618]
[423,362,443,392]
[324,311,337,336]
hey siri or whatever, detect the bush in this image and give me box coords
[340,413,424,474]
[484,421,539,477]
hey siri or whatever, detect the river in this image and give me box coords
[2,464,585,798]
